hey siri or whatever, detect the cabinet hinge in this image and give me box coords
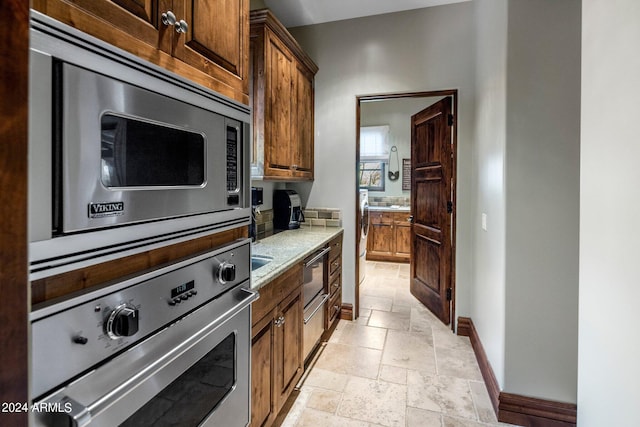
[446,288,452,301]
[447,114,454,126]
[447,201,453,214]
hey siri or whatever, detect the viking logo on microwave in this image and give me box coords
[89,202,125,218]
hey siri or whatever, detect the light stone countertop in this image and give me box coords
[250,227,344,290]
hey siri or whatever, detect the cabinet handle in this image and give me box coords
[275,316,285,327]
[161,10,177,27]
[175,19,188,34]
[290,164,299,170]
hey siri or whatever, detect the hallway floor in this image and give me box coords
[280,261,517,427]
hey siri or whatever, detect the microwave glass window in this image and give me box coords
[120,332,236,426]
[101,114,206,188]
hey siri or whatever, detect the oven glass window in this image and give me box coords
[101,114,206,188]
[121,332,236,426]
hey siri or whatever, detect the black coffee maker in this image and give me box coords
[273,190,305,230]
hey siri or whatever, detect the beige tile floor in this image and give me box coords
[280,261,519,427]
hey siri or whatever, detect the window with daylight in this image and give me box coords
[360,125,390,160]
[359,161,385,191]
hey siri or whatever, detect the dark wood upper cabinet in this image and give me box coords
[250,9,318,181]
[32,0,249,104]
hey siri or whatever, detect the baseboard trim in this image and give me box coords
[340,303,353,320]
[457,317,577,427]
[499,392,577,426]
[456,317,500,413]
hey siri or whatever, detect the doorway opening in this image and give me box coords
[355,90,458,330]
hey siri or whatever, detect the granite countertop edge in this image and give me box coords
[368,206,411,212]
[250,227,344,290]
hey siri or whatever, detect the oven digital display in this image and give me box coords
[171,280,195,298]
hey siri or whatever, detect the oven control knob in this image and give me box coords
[106,304,139,340]
[217,261,236,284]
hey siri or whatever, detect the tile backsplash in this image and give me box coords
[368,196,410,207]
[253,207,342,241]
[302,208,342,228]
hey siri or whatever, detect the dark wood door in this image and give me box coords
[410,97,453,325]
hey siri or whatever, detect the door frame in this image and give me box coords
[355,89,457,330]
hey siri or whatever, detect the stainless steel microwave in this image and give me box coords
[29,12,250,277]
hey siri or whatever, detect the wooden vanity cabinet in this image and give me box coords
[250,9,318,180]
[367,211,411,262]
[251,264,303,427]
[325,233,343,328]
[32,0,250,104]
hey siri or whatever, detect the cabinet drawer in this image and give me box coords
[329,256,341,276]
[328,272,341,298]
[252,263,302,326]
[370,211,393,225]
[328,234,343,262]
[327,290,341,326]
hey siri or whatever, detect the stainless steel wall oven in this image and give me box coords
[29,11,250,278]
[30,239,257,427]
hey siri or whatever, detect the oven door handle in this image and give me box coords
[38,286,259,427]
[304,247,331,267]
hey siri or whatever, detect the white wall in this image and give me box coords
[472,0,508,389]
[579,0,640,424]
[503,0,581,403]
[289,2,476,316]
[360,97,440,198]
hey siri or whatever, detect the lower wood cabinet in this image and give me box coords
[367,211,412,262]
[251,264,303,427]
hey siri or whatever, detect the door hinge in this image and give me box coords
[446,288,452,301]
[447,201,453,214]
[447,114,454,126]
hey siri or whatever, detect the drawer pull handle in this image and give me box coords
[275,316,285,327]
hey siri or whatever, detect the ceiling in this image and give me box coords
[262,0,471,28]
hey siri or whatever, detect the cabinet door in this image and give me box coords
[265,32,295,176]
[251,311,276,427]
[291,63,314,179]
[368,213,393,254]
[394,219,412,259]
[172,0,248,95]
[274,287,303,411]
[32,0,172,54]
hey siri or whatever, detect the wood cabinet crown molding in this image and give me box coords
[249,9,318,75]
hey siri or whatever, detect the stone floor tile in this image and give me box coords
[379,365,408,385]
[360,295,394,312]
[335,323,388,350]
[436,347,483,381]
[382,330,436,372]
[303,367,350,392]
[469,381,498,423]
[406,407,443,427]
[407,372,477,420]
[369,310,411,331]
[337,377,407,427]
[295,407,371,427]
[314,342,382,379]
[306,388,342,413]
